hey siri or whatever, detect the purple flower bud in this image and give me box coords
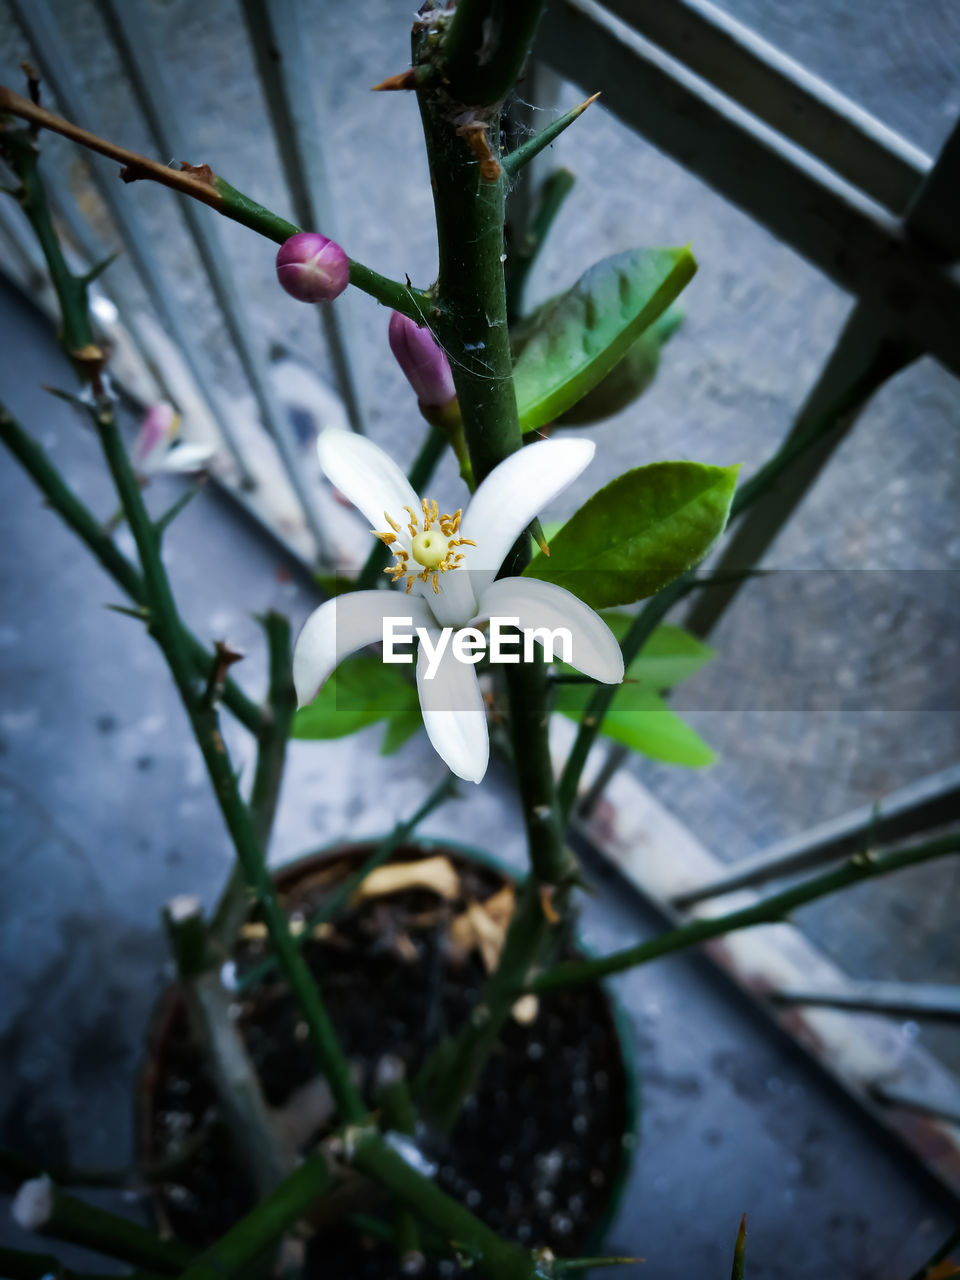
[134,402,177,466]
[388,311,456,408]
[276,232,349,303]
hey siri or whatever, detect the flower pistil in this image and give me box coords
[374,499,476,595]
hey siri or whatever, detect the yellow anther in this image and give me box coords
[384,511,401,533]
[431,499,439,521]
[432,573,440,594]
[373,530,397,545]
[406,576,414,593]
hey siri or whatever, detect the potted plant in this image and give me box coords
[2,5,956,1277]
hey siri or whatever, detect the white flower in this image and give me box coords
[293,430,624,783]
[133,403,215,474]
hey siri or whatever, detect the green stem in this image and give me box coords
[532,834,960,993]
[175,1155,329,1280]
[211,612,297,949]
[416,13,572,885]
[12,1177,193,1273]
[0,129,96,370]
[377,1078,423,1270]
[411,0,574,1131]
[0,86,430,322]
[237,772,458,992]
[163,899,292,1198]
[213,178,427,318]
[349,1129,537,1280]
[93,398,365,1125]
[357,426,448,590]
[436,0,546,107]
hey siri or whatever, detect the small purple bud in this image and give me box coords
[388,311,456,408]
[276,232,349,303]
[133,402,177,466]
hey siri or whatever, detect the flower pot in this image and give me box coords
[139,840,636,1273]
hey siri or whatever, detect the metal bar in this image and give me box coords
[8,0,258,487]
[533,0,960,380]
[94,0,329,557]
[670,763,960,908]
[683,303,917,635]
[773,981,960,1024]
[683,103,960,639]
[241,0,367,436]
[905,116,960,260]
[599,0,930,213]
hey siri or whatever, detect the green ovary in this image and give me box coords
[411,529,451,569]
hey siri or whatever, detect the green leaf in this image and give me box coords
[555,682,714,766]
[314,573,359,598]
[557,306,684,427]
[380,698,423,755]
[526,460,740,609]
[617,619,714,689]
[512,246,696,432]
[292,655,414,740]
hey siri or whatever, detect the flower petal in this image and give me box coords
[316,429,421,535]
[161,441,216,472]
[459,438,595,590]
[425,569,479,628]
[475,577,624,684]
[416,630,489,783]
[293,590,433,707]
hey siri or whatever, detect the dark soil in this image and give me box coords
[142,844,632,1275]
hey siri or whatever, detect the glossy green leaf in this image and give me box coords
[513,247,696,432]
[292,656,414,741]
[557,307,683,427]
[555,682,714,766]
[527,460,740,609]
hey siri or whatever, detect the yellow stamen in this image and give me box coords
[432,573,440,593]
[384,511,401,533]
[373,530,397,545]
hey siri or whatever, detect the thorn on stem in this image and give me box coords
[455,121,501,182]
[371,66,433,92]
[202,639,245,710]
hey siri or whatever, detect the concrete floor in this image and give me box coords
[1,283,958,1275]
